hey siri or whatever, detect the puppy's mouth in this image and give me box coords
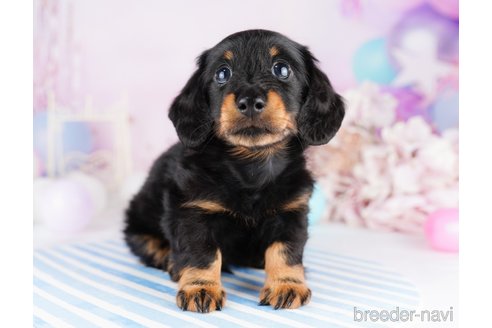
[222,119,293,148]
[232,125,275,137]
[217,91,297,148]
[223,124,293,148]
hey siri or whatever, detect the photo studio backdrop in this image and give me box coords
[33,0,458,251]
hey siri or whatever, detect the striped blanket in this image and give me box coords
[33,239,419,327]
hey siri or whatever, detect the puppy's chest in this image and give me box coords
[230,157,287,188]
[183,155,312,218]
[183,186,310,221]
[231,191,270,216]
[241,190,310,217]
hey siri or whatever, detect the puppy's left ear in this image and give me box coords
[168,51,212,148]
[297,49,345,146]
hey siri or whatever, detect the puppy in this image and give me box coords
[124,29,345,313]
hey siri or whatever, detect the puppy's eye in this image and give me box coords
[215,66,232,84]
[272,62,290,79]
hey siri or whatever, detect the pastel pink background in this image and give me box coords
[35,0,413,171]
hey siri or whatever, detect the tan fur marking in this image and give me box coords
[224,50,234,60]
[262,90,296,132]
[217,91,296,148]
[131,234,170,267]
[260,242,311,309]
[269,46,280,57]
[264,242,305,284]
[224,133,288,148]
[181,200,230,213]
[177,250,225,312]
[178,251,222,288]
[282,192,312,212]
[229,139,288,160]
[217,93,241,137]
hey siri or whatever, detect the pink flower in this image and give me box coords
[343,82,397,130]
[308,83,458,233]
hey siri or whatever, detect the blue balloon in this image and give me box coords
[353,38,397,84]
[33,111,94,164]
[429,90,459,132]
[308,183,327,225]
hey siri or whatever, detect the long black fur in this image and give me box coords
[124,29,344,304]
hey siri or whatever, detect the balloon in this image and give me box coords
[33,177,52,223]
[67,171,108,214]
[429,89,458,132]
[308,183,327,225]
[424,208,458,252]
[353,38,397,84]
[427,0,459,19]
[36,178,96,232]
[389,5,459,63]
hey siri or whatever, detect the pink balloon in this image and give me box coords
[424,208,459,252]
[427,0,459,19]
[37,178,96,232]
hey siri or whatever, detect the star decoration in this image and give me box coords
[392,47,455,102]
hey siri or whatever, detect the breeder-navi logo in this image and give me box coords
[354,306,454,323]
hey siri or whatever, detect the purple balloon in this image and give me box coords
[389,5,459,63]
[382,87,428,121]
[427,0,459,20]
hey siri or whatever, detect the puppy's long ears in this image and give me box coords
[297,49,345,146]
[168,51,212,148]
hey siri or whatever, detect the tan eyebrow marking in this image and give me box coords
[269,46,280,57]
[224,50,234,60]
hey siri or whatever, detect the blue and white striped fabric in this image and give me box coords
[33,239,420,328]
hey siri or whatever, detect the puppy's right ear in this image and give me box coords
[168,51,212,148]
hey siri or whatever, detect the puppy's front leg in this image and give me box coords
[259,242,311,309]
[175,249,225,313]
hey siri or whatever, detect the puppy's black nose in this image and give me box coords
[236,96,265,118]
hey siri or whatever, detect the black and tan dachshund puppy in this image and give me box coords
[124,29,345,313]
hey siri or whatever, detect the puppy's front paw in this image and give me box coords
[259,280,311,309]
[176,284,226,313]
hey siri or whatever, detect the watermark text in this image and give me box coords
[354,306,454,322]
